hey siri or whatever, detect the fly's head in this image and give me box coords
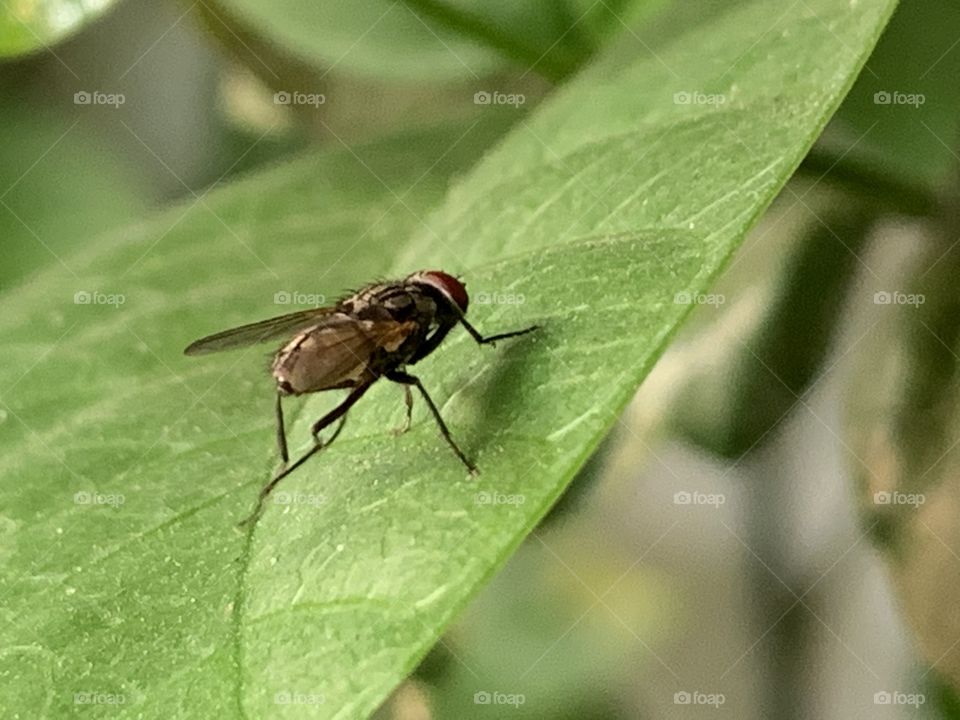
[407,270,469,315]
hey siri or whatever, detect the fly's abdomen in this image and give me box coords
[271,316,420,394]
[272,323,371,394]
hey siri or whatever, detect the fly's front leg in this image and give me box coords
[386,371,477,475]
[459,317,539,347]
[393,384,414,435]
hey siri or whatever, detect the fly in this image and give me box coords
[183,270,538,523]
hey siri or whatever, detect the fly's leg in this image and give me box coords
[386,371,477,475]
[239,382,372,526]
[275,390,289,466]
[393,385,414,435]
[239,416,347,527]
[459,318,540,347]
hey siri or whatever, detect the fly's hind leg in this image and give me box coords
[275,390,289,466]
[239,382,373,526]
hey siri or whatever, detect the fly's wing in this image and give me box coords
[276,317,419,393]
[183,307,337,356]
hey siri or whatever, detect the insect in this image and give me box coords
[184,270,538,523]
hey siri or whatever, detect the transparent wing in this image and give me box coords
[183,307,338,356]
[274,317,419,392]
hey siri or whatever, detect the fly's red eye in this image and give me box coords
[423,271,469,313]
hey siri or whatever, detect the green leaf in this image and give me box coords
[0,107,142,287]
[0,0,122,58]
[0,117,505,717]
[0,1,896,718]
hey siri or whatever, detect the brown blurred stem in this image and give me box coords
[670,195,877,459]
[190,0,330,124]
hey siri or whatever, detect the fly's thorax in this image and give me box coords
[339,281,442,327]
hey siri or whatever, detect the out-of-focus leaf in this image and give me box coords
[825,0,960,195]
[420,534,663,719]
[667,192,875,458]
[0,0,122,57]
[211,0,651,82]
[210,0,501,81]
[847,213,960,693]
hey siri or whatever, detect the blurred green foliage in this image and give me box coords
[0,0,122,57]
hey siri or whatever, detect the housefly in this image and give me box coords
[184,270,538,522]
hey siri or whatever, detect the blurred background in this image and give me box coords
[4,0,960,718]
